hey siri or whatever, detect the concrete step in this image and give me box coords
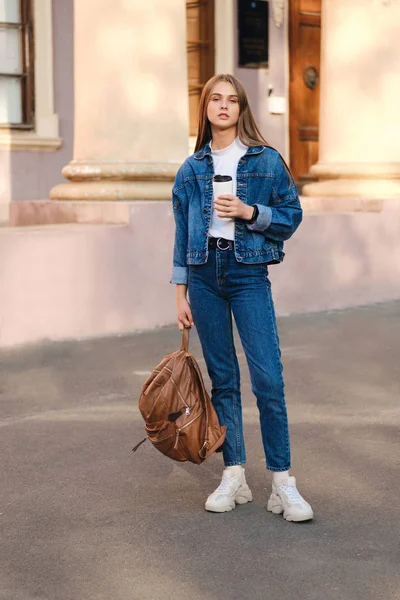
[9,197,394,228]
[9,200,154,227]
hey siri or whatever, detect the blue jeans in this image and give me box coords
[187,247,291,472]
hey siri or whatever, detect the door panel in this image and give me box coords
[289,0,321,186]
[186,0,215,136]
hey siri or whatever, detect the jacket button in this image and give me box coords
[205,185,209,190]
[203,208,207,214]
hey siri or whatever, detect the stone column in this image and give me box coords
[303,0,400,198]
[51,0,189,201]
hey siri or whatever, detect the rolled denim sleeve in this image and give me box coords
[171,265,188,284]
[170,167,189,285]
[246,204,272,232]
[246,153,302,242]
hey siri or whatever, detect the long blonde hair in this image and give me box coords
[194,73,293,180]
[194,73,271,153]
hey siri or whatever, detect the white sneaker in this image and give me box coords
[267,475,313,522]
[205,468,253,513]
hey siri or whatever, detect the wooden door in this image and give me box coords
[289,0,321,187]
[186,0,215,136]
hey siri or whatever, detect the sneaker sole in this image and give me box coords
[267,499,313,522]
[205,487,253,513]
[283,512,314,522]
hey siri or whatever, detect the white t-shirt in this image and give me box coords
[209,137,248,240]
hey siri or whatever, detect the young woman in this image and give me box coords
[170,74,313,522]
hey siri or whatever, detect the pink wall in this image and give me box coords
[1,201,399,347]
[272,203,400,313]
[0,0,74,203]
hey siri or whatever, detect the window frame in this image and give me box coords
[0,0,61,151]
[0,0,35,129]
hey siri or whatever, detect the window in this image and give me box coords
[0,0,34,128]
[186,0,215,136]
[238,0,269,69]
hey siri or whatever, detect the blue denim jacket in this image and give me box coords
[170,143,302,284]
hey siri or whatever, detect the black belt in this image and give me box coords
[208,237,234,250]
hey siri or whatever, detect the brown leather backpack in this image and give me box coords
[132,328,226,464]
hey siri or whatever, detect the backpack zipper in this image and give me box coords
[133,431,173,451]
[153,434,173,444]
[173,411,203,450]
[164,367,191,415]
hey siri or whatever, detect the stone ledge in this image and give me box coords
[0,132,62,152]
[49,181,173,201]
[303,179,400,198]
[10,197,399,228]
[9,200,133,227]
[300,196,389,214]
[0,223,121,237]
[61,160,180,181]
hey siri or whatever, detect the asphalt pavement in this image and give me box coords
[1,301,399,600]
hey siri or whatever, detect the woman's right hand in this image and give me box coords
[176,290,194,331]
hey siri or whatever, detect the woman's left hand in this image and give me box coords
[214,194,254,221]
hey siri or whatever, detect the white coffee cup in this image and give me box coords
[213,175,233,220]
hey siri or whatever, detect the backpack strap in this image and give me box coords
[132,437,147,452]
[181,327,190,351]
[188,356,211,459]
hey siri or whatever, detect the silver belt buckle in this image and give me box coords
[217,237,230,251]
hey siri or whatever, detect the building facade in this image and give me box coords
[0,0,399,346]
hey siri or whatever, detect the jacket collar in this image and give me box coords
[193,141,265,160]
